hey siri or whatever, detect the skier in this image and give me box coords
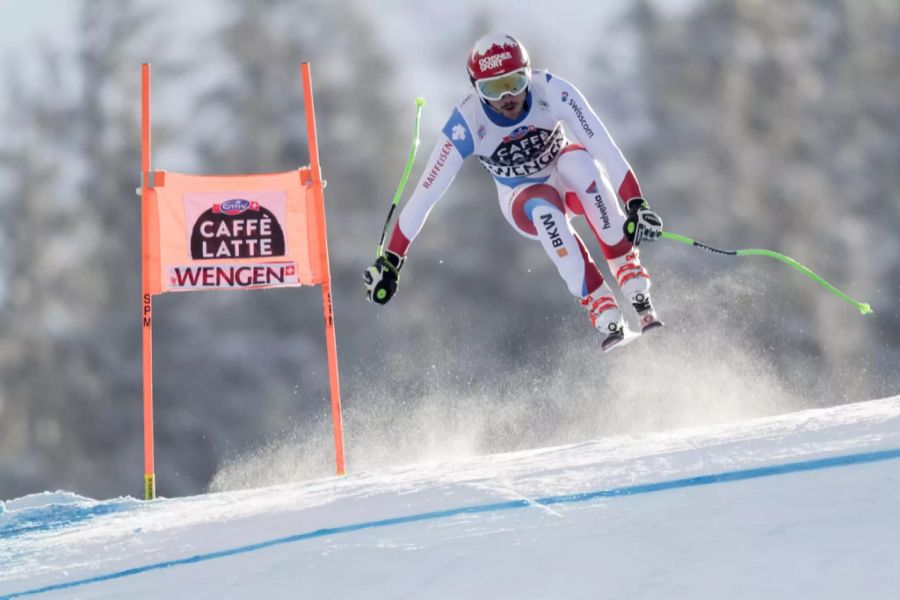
[364,33,664,350]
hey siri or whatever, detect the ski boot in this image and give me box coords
[580,292,627,352]
[613,252,664,333]
[630,290,664,333]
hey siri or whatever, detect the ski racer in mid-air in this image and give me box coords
[364,33,664,350]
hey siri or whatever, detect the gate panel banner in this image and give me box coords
[140,62,344,501]
[147,170,323,294]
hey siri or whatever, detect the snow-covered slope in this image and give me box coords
[2,397,900,599]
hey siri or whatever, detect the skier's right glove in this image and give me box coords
[623,198,663,247]
[363,251,405,305]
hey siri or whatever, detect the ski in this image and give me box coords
[601,318,664,353]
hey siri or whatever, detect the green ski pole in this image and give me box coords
[375,97,426,259]
[660,231,873,315]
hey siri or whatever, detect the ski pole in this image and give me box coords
[375,96,426,259]
[661,230,873,315]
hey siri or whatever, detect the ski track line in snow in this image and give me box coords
[6,446,900,599]
[0,501,134,540]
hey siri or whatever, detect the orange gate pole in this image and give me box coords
[140,63,157,499]
[302,62,346,475]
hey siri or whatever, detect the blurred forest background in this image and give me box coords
[1,0,898,500]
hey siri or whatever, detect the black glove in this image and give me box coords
[623,198,663,246]
[363,251,405,305]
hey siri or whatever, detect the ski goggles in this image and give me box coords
[475,69,531,101]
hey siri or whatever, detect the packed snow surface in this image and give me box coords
[2,396,899,599]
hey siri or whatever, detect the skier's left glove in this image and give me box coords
[363,251,405,305]
[623,198,663,246]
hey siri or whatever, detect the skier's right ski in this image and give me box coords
[601,326,642,352]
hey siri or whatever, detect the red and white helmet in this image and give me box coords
[467,34,531,101]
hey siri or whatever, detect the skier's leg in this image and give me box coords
[504,183,625,343]
[556,147,657,324]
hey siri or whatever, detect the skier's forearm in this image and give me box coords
[555,76,643,204]
[583,119,643,204]
[386,133,465,256]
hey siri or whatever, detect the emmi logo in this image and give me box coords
[540,213,568,257]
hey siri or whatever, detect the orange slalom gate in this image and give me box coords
[140,63,345,500]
